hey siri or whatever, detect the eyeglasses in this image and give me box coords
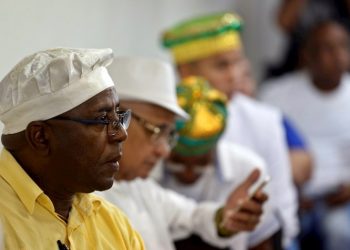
[50,109,131,137]
[132,112,178,148]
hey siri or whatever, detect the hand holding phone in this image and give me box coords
[248,175,271,199]
[220,170,270,229]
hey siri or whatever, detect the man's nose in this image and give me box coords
[109,125,128,143]
[153,138,171,159]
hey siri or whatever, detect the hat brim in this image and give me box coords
[119,93,189,120]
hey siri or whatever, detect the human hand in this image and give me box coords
[326,184,350,207]
[220,169,268,234]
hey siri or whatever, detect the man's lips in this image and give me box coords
[105,154,122,171]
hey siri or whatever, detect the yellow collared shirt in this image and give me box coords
[0,149,145,250]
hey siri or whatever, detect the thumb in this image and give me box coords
[238,168,261,192]
[225,168,261,211]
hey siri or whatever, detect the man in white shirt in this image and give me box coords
[98,57,273,250]
[160,76,278,250]
[162,12,298,249]
[261,20,350,250]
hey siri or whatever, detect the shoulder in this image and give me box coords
[260,71,308,102]
[343,73,350,87]
[97,178,164,203]
[218,140,266,168]
[227,94,283,136]
[87,193,145,248]
[230,93,282,121]
[217,140,267,179]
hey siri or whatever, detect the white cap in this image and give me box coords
[108,56,188,119]
[0,48,115,134]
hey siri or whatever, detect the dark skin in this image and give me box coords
[297,22,350,209]
[302,21,350,92]
[2,88,127,221]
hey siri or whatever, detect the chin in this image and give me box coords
[94,178,116,191]
[140,171,150,179]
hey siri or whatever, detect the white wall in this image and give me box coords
[0,0,286,81]
[0,0,236,143]
[0,0,285,143]
[0,0,235,77]
[233,0,286,81]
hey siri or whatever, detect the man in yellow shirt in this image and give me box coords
[0,48,145,249]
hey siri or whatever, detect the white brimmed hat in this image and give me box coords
[0,48,114,134]
[108,56,188,119]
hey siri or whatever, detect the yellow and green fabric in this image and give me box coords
[162,12,243,64]
[174,76,227,156]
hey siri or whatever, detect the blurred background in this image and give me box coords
[0,0,285,81]
[0,0,287,139]
[2,2,350,250]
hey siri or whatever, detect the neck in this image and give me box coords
[13,152,75,222]
[32,177,75,222]
[43,188,74,222]
[311,74,342,93]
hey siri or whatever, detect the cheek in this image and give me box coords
[65,133,107,172]
[202,70,225,88]
[120,130,150,169]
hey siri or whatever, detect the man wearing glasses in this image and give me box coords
[98,56,271,250]
[0,48,144,249]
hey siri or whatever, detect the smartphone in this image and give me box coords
[220,175,271,228]
[248,175,271,199]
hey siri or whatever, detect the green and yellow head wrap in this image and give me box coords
[162,12,243,64]
[174,76,228,156]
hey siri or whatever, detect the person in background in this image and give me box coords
[233,58,313,187]
[98,56,270,250]
[267,0,350,78]
[162,12,298,250]
[0,48,145,250]
[160,76,279,250]
[261,19,350,250]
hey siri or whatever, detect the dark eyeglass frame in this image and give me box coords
[50,109,131,136]
[132,112,178,148]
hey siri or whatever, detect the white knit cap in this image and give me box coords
[108,56,188,119]
[0,48,115,134]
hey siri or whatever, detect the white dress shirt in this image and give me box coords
[261,71,350,198]
[161,140,280,250]
[222,93,299,247]
[98,178,237,250]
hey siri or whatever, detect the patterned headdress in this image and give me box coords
[174,76,227,156]
[162,12,243,64]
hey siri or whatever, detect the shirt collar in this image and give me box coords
[73,193,102,216]
[0,149,102,218]
[0,149,43,214]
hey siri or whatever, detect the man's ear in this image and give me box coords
[25,121,51,155]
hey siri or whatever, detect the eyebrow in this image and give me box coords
[95,103,120,113]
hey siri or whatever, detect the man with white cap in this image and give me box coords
[0,48,145,249]
[98,56,272,250]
